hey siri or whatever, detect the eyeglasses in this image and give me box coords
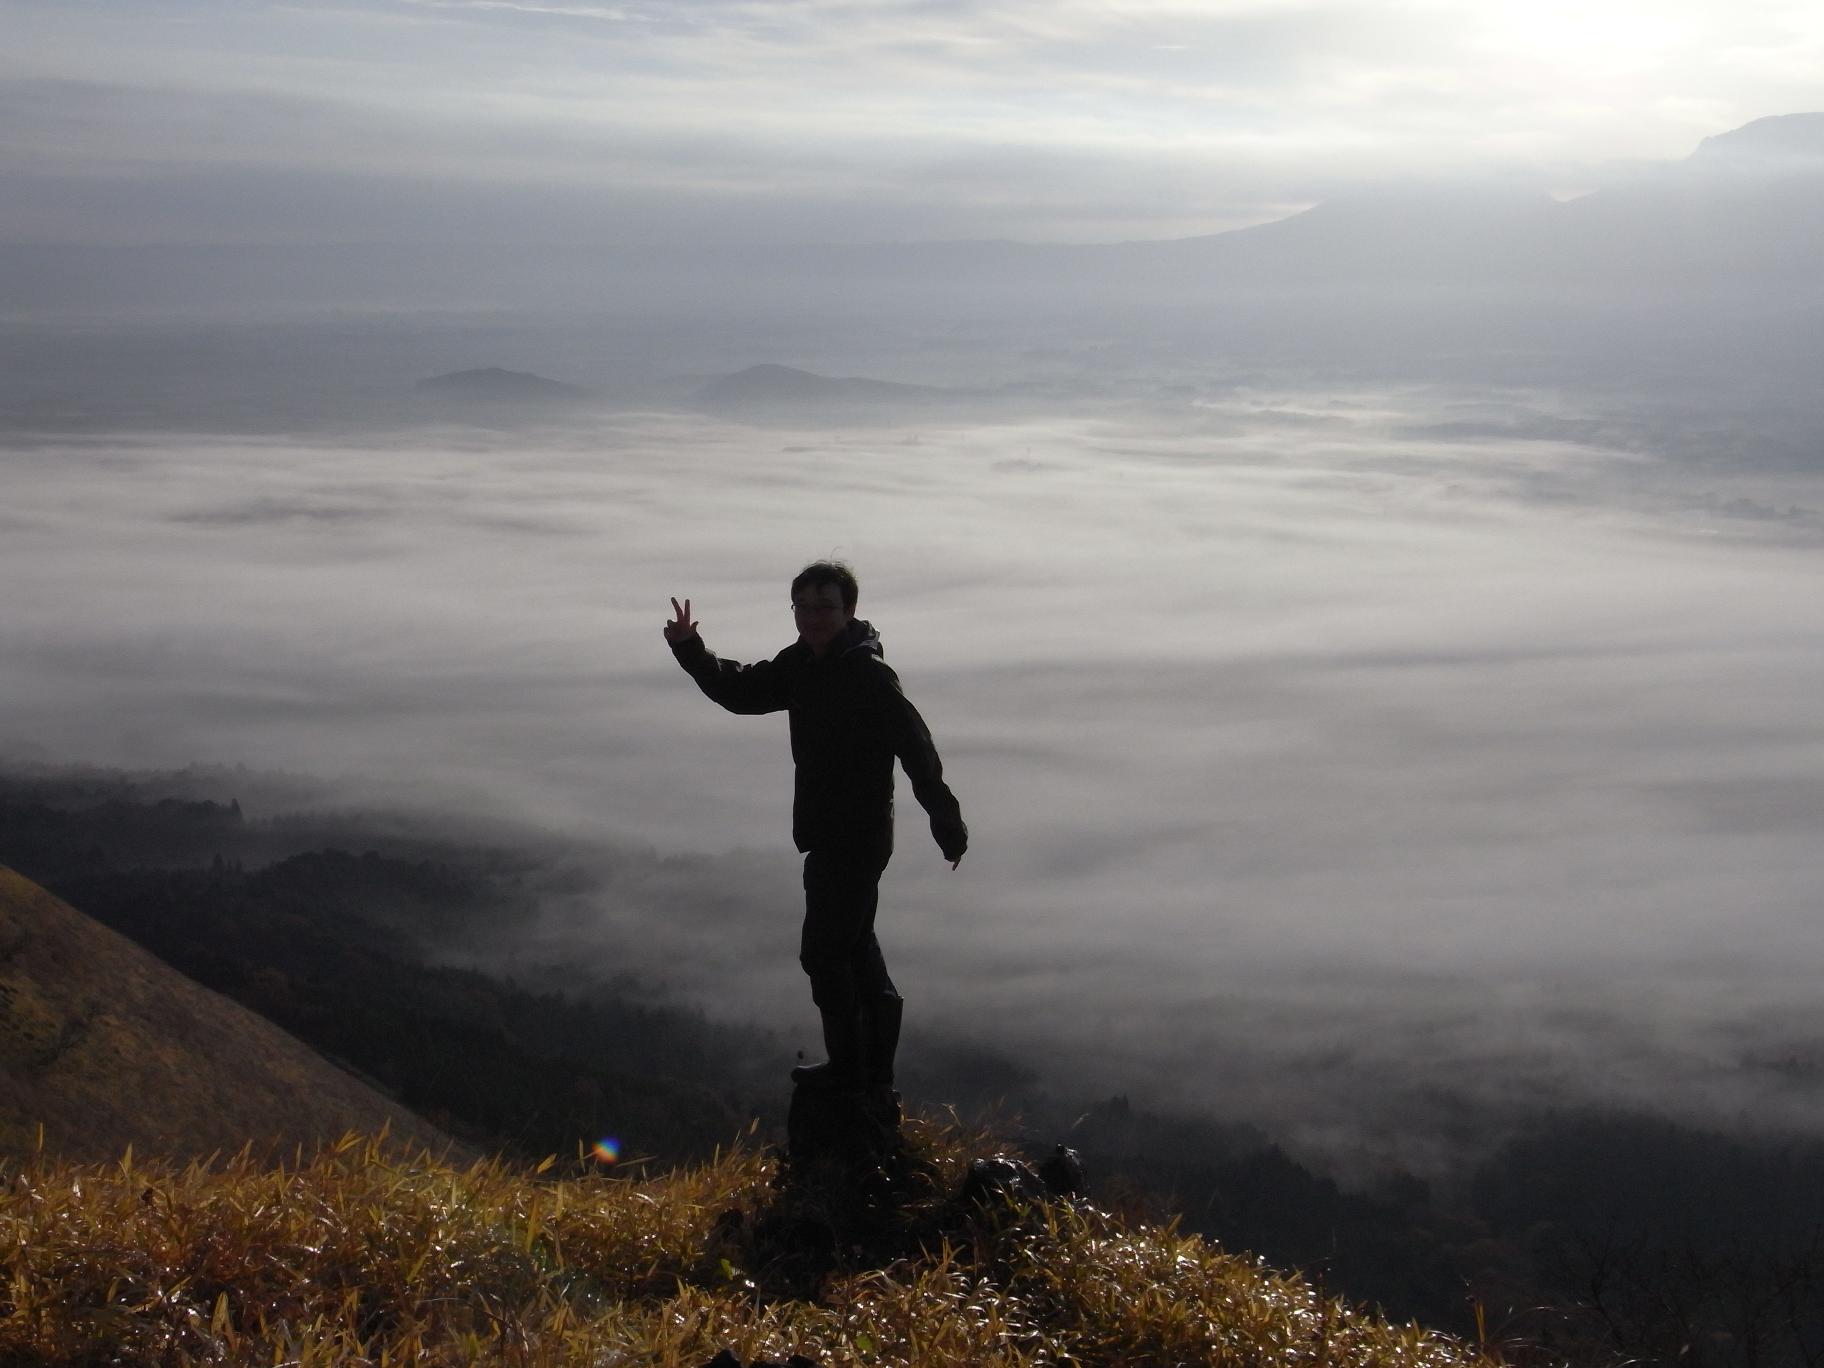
[790,602,845,617]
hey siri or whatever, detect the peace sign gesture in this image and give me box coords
[663,596,700,645]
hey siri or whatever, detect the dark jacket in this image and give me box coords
[670,619,967,863]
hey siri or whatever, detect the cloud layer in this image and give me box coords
[5,385,1823,1171]
[5,0,1822,244]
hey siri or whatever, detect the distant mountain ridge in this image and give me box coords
[1694,112,1824,168]
[414,367,589,401]
[0,864,453,1163]
[1,111,1819,415]
[4,113,1817,324]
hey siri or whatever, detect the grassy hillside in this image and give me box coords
[0,1120,1494,1368]
[0,866,451,1164]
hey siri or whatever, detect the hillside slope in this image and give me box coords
[0,865,452,1163]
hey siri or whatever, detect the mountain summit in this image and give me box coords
[414,367,589,402]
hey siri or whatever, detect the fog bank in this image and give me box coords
[5,389,1822,1175]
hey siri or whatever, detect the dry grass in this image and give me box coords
[1,1119,1499,1368]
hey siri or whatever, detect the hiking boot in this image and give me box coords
[790,1058,865,1090]
[793,1002,866,1090]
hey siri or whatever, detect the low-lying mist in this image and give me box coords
[6,382,1822,1180]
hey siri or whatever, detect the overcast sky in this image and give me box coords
[5,0,1822,246]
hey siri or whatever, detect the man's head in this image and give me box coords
[791,560,858,654]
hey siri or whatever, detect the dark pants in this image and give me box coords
[799,847,896,1019]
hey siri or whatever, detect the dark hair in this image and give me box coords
[791,559,859,612]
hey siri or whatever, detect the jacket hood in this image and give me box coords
[838,618,883,659]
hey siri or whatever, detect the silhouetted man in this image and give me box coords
[664,561,967,1099]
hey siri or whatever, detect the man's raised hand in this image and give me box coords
[664,596,699,645]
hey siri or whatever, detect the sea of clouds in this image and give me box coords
[7,387,1822,1176]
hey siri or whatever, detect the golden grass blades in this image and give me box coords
[0,1121,1499,1368]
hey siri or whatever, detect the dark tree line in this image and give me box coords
[0,784,768,1166]
[1476,1114,1824,1367]
[1054,1095,1824,1365]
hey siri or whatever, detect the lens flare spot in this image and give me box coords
[591,1137,620,1164]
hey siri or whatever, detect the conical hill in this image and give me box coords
[0,864,453,1163]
